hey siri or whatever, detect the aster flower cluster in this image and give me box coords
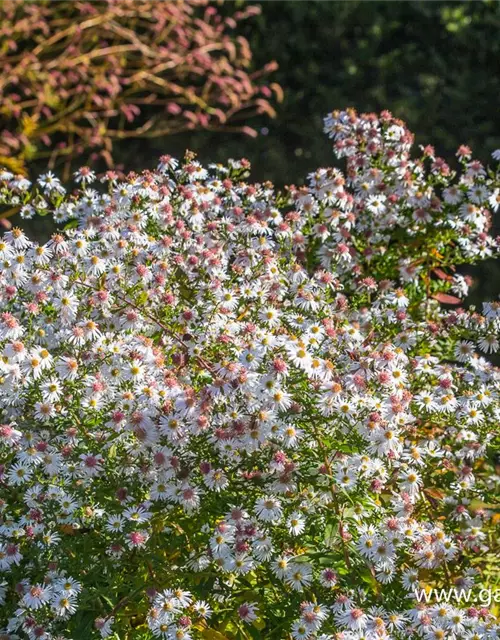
[0,110,499,640]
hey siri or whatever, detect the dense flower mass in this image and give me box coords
[0,109,499,639]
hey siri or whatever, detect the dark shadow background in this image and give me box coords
[17,0,500,304]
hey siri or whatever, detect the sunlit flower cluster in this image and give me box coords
[0,110,499,639]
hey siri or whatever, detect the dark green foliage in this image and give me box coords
[130,0,500,187]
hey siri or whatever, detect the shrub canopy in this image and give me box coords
[0,110,499,639]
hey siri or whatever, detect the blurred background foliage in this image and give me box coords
[3,0,500,303]
[147,0,500,184]
[0,0,280,179]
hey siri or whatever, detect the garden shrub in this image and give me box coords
[0,109,499,639]
[0,0,279,178]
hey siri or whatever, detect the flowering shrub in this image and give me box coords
[0,0,280,177]
[0,109,499,639]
